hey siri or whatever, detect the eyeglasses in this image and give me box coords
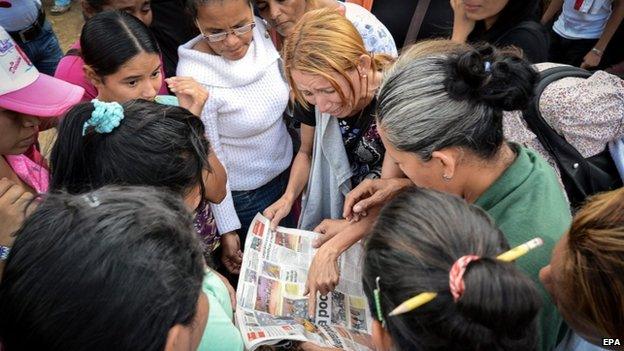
[197,20,256,43]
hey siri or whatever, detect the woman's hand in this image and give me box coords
[342,178,413,221]
[312,219,350,248]
[220,231,243,274]
[450,0,476,43]
[305,244,340,318]
[299,342,342,351]
[0,178,36,247]
[263,195,294,230]
[581,49,602,69]
[166,76,209,117]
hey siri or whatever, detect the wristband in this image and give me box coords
[591,47,603,57]
[0,245,10,261]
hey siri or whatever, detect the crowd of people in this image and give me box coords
[1,0,623,350]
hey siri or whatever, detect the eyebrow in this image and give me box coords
[122,75,143,81]
[121,64,161,81]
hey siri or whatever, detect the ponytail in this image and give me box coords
[458,258,541,349]
[50,99,210,197]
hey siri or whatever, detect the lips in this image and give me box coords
[463,3,480,11]
[276,21,291,34]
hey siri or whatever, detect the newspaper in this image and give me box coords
[235,213,374,351]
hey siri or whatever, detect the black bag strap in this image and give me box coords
[534,66,592,99]
[403,0,431,48]
[522,66,606,206]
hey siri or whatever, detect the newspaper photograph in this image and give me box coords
[235,213,374,351]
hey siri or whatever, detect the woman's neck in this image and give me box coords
[460,143,517,203]
[484,15,499,30]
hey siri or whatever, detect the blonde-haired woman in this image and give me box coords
[263,9,393,312]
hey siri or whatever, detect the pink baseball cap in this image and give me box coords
[0,26,84,117]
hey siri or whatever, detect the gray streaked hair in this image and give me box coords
[376,55,499,161]
[377,44,538,161]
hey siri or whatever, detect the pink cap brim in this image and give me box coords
[0,74,84,118]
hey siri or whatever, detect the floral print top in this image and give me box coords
[503,63,624,183]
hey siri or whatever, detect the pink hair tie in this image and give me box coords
[449,255,480,301]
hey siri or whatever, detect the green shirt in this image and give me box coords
[475,144,571,351]
[198,270,244,351]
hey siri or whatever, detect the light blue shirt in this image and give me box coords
[554,330,608,351]
[553,0,613,39]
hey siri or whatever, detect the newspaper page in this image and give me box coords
[235,213,374,351]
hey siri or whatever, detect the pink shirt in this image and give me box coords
[54,40,169,102]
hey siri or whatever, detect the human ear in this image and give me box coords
[83,65,103,88]
[431,149,458,181]
[357,54,372,76]
[164,325,185,351]
[372,319,394,351]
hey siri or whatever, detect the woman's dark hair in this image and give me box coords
[363,188,541,351]
[50,99,210,200]
[377,43,538,160]
[0,186,205,351]
[468,0,541,43]
[81,10,160,77]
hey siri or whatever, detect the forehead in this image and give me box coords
[291,70,341,90]
[292,71,330,88]
[196,0,252,28]
[109,52,160,77]
[104,0,149,9]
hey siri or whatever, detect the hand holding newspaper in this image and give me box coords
[235,214,374,351]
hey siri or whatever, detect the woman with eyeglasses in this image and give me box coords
[178,0,295,276]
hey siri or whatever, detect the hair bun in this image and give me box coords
[457,258,541,340]
[445,43,539,112]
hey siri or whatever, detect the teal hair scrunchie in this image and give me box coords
[82,99,125,136]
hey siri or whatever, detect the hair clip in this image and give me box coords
[82,194,101,208]
[82,99,124,136]
[387,238,544,317]
[373,276,386,327]
[449,255,480,301]
[484,61,492,73]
